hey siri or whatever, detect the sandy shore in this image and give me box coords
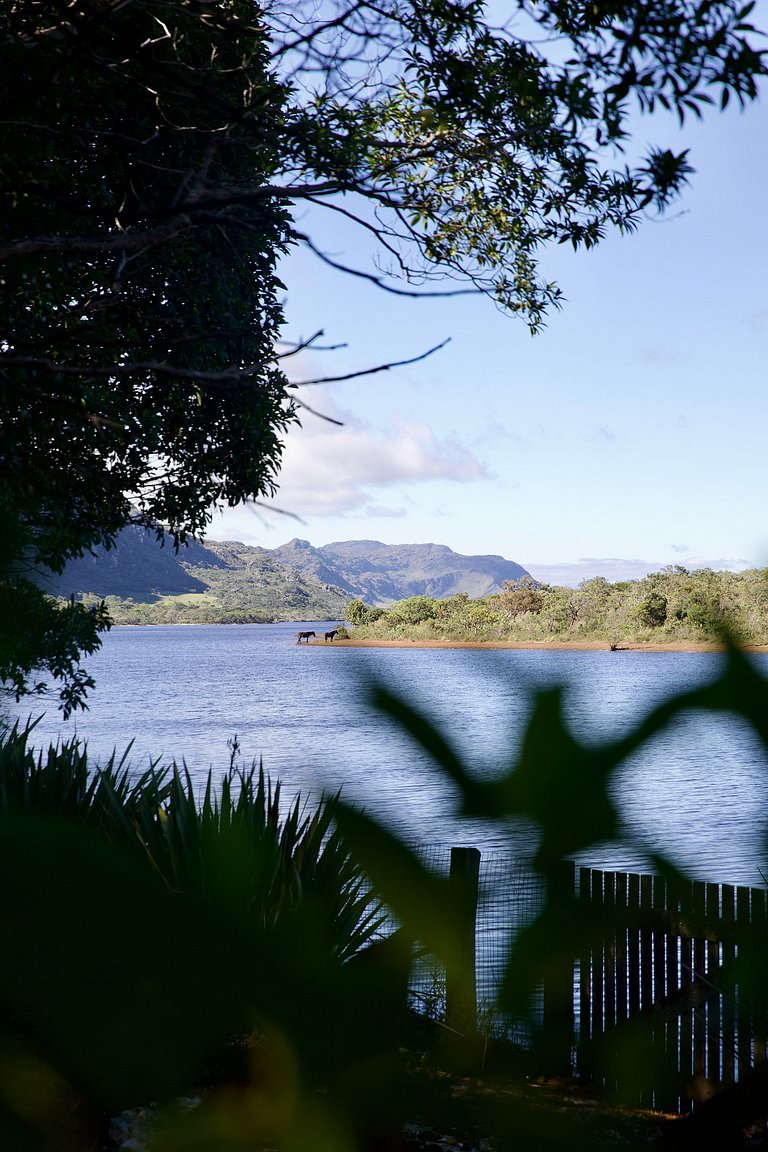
[316,638,768,654]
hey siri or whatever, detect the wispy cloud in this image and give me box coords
[266,396,488,517]
[364,504,407,519]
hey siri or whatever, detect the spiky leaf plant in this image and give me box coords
[137,761,386,962]
[0,718,170,838]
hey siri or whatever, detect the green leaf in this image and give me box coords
[328,799,465,969]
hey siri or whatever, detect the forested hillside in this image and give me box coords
[43,527,350,624]
[43,530,531,623]
[344,568,768,646]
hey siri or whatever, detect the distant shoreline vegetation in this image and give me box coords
[74,593,319,627]
[343,568,768,647]
[74,566,768,645]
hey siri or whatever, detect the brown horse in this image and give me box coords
[296,631,315,644]
[324,630,338,643]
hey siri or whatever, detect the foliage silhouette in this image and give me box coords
[329,638,768,1132]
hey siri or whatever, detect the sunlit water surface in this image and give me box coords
[8,624,768,887]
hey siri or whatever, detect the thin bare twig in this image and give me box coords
[297,231,481,298]
[289,337,450,385]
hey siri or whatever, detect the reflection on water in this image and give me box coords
[7,624,768,887]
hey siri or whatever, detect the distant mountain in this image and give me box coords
[40,527,216,600]
[43,531,531,622]
[271,539,531,603]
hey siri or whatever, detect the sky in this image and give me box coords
[207,43,768,588]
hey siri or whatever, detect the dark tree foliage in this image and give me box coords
[269,0,765,324]
[1,0,293,567]
[1,1,293,708]
[1,0,765,709]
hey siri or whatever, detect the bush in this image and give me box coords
[633,591,668,628]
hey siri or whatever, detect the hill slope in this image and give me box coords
[43,531,531,622]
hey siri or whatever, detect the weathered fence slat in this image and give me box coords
[753,888,767,1065]
[605,871,617,1034]
[616,871,629,1029]
[628,872,641,1017]
[720,883,736,1086]
[706,881,722,1088]
[736,885,752,1075]
[665,882,681,1112]
[577,864,592,1082]
[539,860,575,1074]
[692,880,707,1094]
[445,846,481,1039]
[591,868,604,1038]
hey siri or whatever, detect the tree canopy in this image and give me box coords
[1,0,765,709]
[270,0,764,324]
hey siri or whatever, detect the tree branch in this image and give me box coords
[288,337,450,386]
[296,231,481,298]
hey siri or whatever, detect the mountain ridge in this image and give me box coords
[42,530,531,621]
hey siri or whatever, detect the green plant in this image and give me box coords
[0,729,407,1148]
[0,718,169,832]
[138,761,386,962]
[633,591,668,628]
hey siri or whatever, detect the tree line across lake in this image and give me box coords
[344,566,768,646]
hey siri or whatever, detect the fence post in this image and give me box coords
[539,859,576,1076]
[445,846,481,1039]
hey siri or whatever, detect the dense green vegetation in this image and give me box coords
[0,723,392,1149]
[345,567,768,646]
[82,579,347,627]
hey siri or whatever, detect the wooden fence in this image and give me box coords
[439,850,768,1113]
[573,864,768,1112]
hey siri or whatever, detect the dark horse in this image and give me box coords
[324,630,338,643]
[296,631,316,644]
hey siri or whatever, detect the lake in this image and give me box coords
[7,623,768,888]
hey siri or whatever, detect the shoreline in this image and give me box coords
[321,638,768,654]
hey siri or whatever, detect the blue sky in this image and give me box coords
[208,60,768,588]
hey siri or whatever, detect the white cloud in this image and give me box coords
[265,398,488,517]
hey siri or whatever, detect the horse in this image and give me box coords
[296,630,316,644]
[324,630,338,643]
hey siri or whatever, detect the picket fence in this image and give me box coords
[424,849,768,1114]
[573,863,768,1112]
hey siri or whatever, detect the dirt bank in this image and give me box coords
[312,638,768,653]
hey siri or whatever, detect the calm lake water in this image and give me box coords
[7,623,768,888]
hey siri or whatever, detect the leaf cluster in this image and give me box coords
[1,1,294,572]
[272,0,766,325]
